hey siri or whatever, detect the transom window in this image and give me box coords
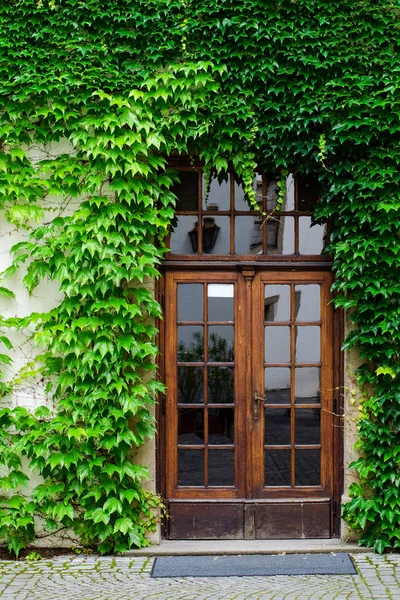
[167,171,328,259]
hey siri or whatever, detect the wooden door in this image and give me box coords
[163,269,335,540]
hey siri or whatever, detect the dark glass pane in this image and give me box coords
[295,285,320,322]
[203,173,230,211]
[178,367,204,404]
[202,216,230,254]
[264,285,290,322]
[208,408,234,444]
[178,284,203,322]
[266,176,295,212]
[208,326,234,362]
[208,450,235,486]
[264,408,291,445]
[297,174,321,212]
[295,409,321,445]
[265,368,291,404]
[295,449,321,486]
[265,450,291,486]
[267,216,294,255]
[178,449,204,486]
[265,326,290,363]
[178,326,203,362]
[235,216,263,255]
[234,174,263,211]
[295,368,320,404]
[172,171,199,211]
[208,284,234,321]
[208,367,234,404]
[170,216,199,254]
[178,408,204,444]
[295,326,320,363]
[299,217,326,255]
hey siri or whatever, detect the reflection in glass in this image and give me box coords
[299,217,326,254]
[172,171,199,211]
[298,175,320,212]
[203,174,230,211]
[208,408,235,444]
[208,284,234,321]
[170,216,199,254]
[265,450,291,486]
[295,449,321,486]
[295,409,321,445]
[267,216,295,255]
[178,367,204,404]
[208,326,234,362]
[178,326,203,362]
[208,367,234,404]
[234,174,262,211]
[208,450,235,486]
[178,284,203,321]
[265,368,291,404]
[265,326,290,363]
[178,449,204,486]
[178,408,204,444]
[203,216,230,254]
[266,176,295,212]
[295,326,320,363]
[295,368,320,404]
[235,217,263,254]
[264,285,290,322]
[295,285,320,322]
[264,408,291,445]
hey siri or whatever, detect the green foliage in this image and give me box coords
[0,0,399,554]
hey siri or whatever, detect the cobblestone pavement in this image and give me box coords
[0,553,399,600]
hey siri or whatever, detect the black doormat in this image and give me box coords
[151,553,357,578]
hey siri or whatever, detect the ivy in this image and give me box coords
[0,0,400,554]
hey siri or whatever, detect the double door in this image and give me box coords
[163,269,335,539]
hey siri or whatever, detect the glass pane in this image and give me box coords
[267,216,294,255]
[295,449,320,486]
[234,174,263,211]
[264,408,291,445]
[178,367,204,404]
[208,450,235,486]
[265,368,291,404]
[295,326,320,363]
[264,285,290,322]
[208,408,234,444]
[295,368,320,404]
[172,171,199,211]
[295,409,321,445]
[178,408,204,444]
[295,285,320,322]
[178,450,204,486]
[265,326,290,363]
[266,177,295,212]
[170,216,199,254]
[265,450,291,486]
[208,284,234,321]
[178,284,203,321]
[297,174,320,212]
[208,326,234,362]
[235,216,263,255]
[208,367,234,404]
[202,216,230,254]
[178,326,203,362]
[203,174,230,211]
[299,217,326,254]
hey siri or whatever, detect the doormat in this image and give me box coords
[150,553,357,578]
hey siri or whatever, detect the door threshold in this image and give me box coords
[125,539,371,556]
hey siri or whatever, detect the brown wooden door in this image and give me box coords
[163,269,335,540]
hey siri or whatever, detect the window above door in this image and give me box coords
[167,170,329,261]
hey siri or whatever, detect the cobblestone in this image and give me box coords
[0,553,399,599]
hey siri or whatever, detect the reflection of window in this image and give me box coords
[264,295,279,321]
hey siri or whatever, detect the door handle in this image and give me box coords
[253,388,263,421]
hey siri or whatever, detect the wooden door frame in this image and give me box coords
[156,262,344,538]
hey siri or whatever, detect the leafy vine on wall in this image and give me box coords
[0,0,399,554]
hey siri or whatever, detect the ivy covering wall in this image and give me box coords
[0,0,399,555]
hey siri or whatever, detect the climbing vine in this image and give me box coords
[0,0,400,554]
